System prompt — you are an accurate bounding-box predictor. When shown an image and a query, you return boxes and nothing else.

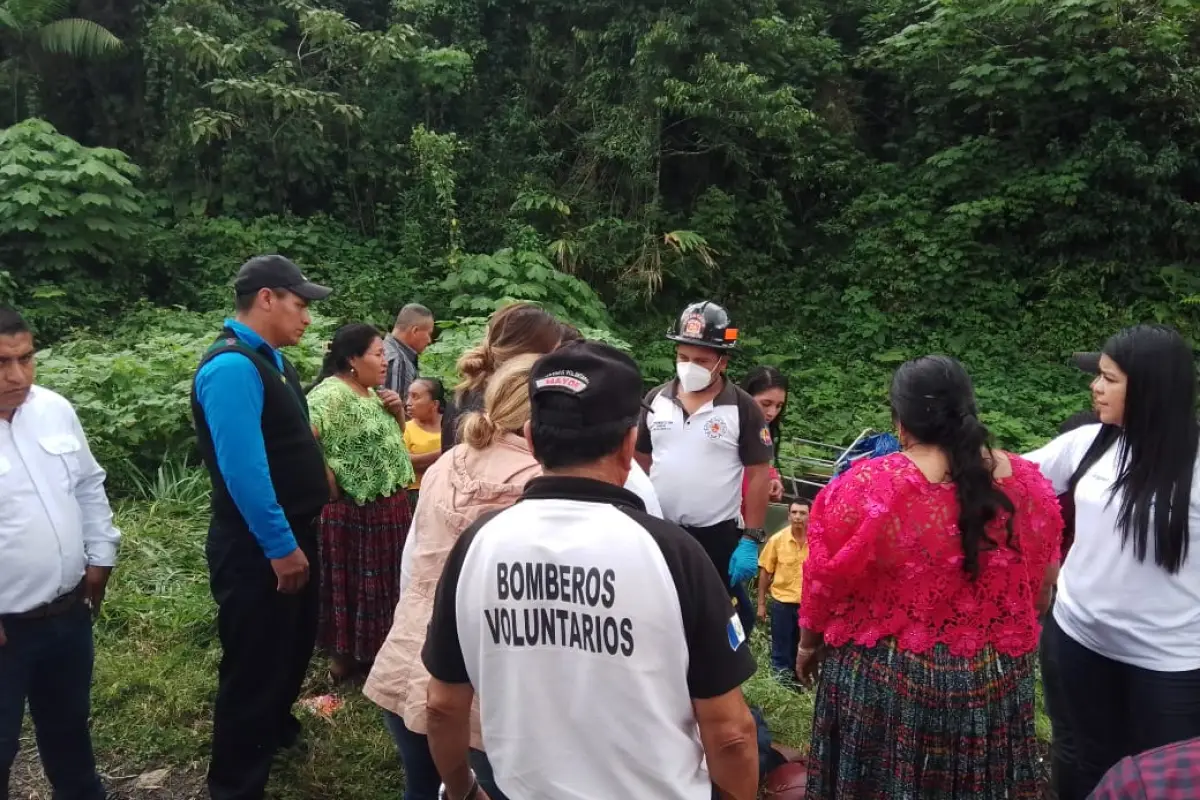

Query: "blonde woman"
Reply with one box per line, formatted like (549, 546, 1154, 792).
(366, 354, 541, 800)
(439, 302, 563, 453)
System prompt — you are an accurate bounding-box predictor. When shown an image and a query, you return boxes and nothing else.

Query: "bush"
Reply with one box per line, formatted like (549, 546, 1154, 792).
(142, 214, 428, 325)
(36, 306, 334, 493)
(0, 119, 146, 340)
(421, 314, 631, 389)
(438, 248, 613, 331)
(33, 296, 630, 494)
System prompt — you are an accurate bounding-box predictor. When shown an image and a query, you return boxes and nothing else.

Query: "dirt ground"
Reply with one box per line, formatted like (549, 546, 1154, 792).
(10, 747, 205, 800)
(10, 733, 1058, 799)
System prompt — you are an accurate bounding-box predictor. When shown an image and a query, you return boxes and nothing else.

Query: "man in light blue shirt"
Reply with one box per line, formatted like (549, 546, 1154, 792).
(190, 255, 332, 800)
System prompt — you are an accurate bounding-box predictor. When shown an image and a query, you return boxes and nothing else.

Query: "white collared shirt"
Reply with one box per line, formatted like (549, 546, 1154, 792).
(0, 386, 121, 615)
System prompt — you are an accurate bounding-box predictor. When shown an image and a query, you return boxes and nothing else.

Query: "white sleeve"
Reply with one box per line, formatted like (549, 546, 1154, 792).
(1025, 424, 1102, 495)
(69, 409, 121, 567)
(624, 461, 663, 518)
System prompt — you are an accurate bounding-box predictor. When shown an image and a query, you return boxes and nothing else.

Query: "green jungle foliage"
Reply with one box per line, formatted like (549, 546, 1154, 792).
(2, 0, 1199, 489)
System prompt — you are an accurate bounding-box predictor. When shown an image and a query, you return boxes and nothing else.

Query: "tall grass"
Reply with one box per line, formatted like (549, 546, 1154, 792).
(126, 455, 211, 510)
(90, 487, 405, 797)
(77, 491, 1046, 797)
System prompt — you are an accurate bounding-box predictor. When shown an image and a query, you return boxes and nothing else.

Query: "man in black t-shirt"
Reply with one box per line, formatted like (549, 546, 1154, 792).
(422, 341, 759, 800)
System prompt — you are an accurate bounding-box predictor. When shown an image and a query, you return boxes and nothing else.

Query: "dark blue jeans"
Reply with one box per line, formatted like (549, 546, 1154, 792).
(768, 600, 800, 674)
(382, 711, 509, 800)
(1041, 613, 1200, 799)
(0, 603, 105, 800)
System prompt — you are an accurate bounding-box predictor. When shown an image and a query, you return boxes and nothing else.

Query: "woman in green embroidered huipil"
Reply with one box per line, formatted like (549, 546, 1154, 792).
(307, 323, 416, 682)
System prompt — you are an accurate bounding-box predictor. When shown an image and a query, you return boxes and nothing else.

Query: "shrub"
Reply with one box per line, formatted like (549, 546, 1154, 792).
(0, 119, 145, 339)
(142, 214, 427, 324)
(36, 306, 333, 493)
(421, 315, 631, 389)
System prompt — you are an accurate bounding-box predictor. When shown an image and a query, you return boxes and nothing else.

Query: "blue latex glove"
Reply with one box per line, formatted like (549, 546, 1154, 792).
(728, 536, 759, 588)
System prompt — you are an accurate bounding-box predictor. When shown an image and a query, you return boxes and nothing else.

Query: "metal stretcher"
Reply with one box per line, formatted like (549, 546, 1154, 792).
(762, 428, 898, 531)
(775, 429, 900, 503)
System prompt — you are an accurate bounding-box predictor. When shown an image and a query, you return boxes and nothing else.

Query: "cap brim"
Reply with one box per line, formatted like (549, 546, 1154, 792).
(289, 281, 333, 301)
(1072, 352, 1101, 374)
(665, 334, 735, 350)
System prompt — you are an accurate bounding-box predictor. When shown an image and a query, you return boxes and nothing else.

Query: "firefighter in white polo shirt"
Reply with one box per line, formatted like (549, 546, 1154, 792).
(635, 301, 774, 634)
(422, 341, 759, 800)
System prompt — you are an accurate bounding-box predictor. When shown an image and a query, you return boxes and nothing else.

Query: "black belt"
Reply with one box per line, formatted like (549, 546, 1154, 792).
(3, 581, 85, 621)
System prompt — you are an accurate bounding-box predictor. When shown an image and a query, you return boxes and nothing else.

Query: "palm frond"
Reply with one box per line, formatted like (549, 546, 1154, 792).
(0, 7, 24, 32)
(36, 17, 121, 57)
(6, 0, 71, 28)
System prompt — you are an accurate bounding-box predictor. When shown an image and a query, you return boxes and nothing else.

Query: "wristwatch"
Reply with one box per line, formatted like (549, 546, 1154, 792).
(742, 527, 766, 544)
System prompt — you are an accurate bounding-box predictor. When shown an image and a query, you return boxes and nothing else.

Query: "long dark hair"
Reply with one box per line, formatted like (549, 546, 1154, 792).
(741, 366, 789, 462)
(1069, 325, 1198, 574)
(308, 323, 381, 393)
(890, 355, 1015, 580)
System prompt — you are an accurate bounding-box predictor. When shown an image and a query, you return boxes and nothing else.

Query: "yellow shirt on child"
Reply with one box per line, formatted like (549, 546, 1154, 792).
(403, 420, 442, 489)
(758, 527, 808, 605)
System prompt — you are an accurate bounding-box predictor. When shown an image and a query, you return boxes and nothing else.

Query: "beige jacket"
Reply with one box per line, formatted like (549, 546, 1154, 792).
(363, 433, 540, 749)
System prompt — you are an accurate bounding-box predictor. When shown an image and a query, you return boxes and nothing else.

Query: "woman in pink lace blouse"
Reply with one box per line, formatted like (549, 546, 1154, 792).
(796, 355, 1062, 800)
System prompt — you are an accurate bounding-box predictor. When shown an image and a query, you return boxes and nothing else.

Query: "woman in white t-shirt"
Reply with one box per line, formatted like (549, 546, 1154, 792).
(1027, 324, 1200, 800)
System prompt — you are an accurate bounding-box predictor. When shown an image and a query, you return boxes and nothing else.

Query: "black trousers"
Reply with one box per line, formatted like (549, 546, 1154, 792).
(1041, 613, 1200, 799)
(206, 518, 319, 800)
(681, 520, 756, 636)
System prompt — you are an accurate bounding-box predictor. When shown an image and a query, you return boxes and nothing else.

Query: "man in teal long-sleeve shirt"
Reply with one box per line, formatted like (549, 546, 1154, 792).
(190, 255, 332, 800)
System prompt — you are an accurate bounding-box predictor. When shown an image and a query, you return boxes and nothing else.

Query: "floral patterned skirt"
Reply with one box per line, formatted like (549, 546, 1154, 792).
(317, 491, 412, 662)
(807, 638, 1042, 800)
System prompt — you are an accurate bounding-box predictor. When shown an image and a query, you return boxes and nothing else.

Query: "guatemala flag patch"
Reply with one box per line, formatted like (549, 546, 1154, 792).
(727, 613, 747, 651)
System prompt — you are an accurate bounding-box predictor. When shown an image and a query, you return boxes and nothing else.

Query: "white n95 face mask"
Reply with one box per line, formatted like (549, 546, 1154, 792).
(677, 360, 718, 393)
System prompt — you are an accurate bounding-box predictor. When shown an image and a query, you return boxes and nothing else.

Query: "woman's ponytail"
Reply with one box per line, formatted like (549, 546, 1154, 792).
(460, 353, 540, 451)
(460, 411, 499, 450)
(455, 344, 494, 402)
(944, 412, 1015, 580)
(890, 355, 1016, 581)
(453, 302, 561, 403)
(306, 348, 340, 394)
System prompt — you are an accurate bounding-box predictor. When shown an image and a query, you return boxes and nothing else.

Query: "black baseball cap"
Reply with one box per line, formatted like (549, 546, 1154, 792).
(234, 255, 332, 301)
(529, 341, 649, 430)
(1072, 351, 1101, 374)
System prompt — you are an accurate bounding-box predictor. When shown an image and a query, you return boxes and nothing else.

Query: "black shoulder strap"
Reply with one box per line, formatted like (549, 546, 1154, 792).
(198, 335, 280, 377)
(279, 356, 311, 420)
(195, 330, 311, 420)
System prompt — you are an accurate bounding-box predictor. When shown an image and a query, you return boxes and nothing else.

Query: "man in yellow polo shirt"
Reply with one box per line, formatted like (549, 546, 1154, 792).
(756, 501, 809, 677)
